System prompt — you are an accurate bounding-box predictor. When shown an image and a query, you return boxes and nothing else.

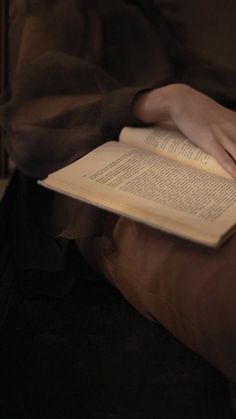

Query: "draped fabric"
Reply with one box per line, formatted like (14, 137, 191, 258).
(2, 0, 174, 179)
(0, 4, 236, 411)
(3, 0, 236, 178)
(0, 0, 176, 281)
(0, 0, 236, 314)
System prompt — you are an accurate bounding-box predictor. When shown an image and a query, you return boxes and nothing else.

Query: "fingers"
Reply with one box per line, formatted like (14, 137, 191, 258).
(198, 113, 236, 179)
(219, 134, 236, 162)
(210, 120, 236, 178)
(207, 140, 236, 180)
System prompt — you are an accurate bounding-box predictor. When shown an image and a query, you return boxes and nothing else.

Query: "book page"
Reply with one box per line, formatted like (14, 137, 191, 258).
(119, 126, 232, 180)
(40, 141, 236, 247)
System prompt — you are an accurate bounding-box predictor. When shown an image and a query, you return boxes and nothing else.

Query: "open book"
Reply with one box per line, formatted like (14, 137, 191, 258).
(39, 125, 236, 247)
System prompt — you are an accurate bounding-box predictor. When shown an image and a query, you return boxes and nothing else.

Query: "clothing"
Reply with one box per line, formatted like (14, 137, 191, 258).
(1, 0, 236, 410)
(2, 0, 175, 179)
(3, 0, 236, 180)
(1, 0, 176, 245)
(76, 215, 236, 386)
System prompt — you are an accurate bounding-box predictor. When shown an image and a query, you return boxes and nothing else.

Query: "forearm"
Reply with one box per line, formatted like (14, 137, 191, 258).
(3, 47, 142, 179)
(2, 1, 174, 179)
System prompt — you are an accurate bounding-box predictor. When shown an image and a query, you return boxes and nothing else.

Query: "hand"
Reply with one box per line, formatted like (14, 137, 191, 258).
(133, 84, 236, 179)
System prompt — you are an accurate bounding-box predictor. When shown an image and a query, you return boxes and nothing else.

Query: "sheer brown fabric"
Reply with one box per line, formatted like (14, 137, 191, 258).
(1, 2, 236, 409)
(1, 0, 174, 178)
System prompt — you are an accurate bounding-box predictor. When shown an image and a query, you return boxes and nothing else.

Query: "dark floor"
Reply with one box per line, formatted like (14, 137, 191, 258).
(0, 246, 235, 419)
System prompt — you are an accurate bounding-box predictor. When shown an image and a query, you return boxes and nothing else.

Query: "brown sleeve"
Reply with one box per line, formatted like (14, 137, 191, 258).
(0, 0, 174, 179)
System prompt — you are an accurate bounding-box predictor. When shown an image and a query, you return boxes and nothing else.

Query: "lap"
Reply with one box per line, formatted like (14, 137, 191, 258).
(76, 214, 236, 383)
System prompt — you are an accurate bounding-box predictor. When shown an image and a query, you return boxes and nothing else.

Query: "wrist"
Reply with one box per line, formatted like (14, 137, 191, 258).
(132, 83, 190, 125)
(132, 86, 171, 123)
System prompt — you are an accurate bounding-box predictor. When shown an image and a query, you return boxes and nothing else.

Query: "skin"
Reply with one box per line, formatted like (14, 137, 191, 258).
(133, 84, 236, 180)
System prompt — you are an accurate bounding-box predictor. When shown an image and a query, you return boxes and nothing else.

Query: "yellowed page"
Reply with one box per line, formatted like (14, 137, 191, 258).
(39, 141, 236, 247)
(120, 126, 232, 180)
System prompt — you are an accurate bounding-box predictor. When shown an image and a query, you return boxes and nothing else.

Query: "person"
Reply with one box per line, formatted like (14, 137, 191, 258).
(1, 0, 236, 411)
